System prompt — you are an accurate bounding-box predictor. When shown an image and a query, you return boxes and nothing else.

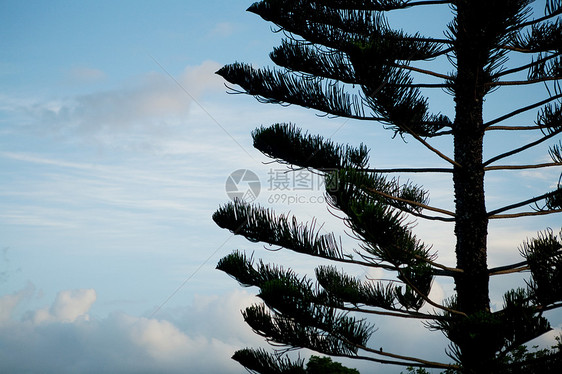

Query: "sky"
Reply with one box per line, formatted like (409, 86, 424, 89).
(0, 1, 560, 373)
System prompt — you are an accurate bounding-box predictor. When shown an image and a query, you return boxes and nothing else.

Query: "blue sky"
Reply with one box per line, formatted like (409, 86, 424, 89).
(0, 1, 560, 373)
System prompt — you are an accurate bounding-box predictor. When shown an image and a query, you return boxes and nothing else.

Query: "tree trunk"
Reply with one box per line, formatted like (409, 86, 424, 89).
(453, 1, 492, 372)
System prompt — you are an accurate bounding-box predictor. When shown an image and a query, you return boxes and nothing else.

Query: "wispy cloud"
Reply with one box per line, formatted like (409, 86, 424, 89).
(5, 61, 224, 151)
(208, 22, 237, 38)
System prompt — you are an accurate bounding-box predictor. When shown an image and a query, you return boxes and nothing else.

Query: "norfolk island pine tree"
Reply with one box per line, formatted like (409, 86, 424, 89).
(211, 1, 562, 373)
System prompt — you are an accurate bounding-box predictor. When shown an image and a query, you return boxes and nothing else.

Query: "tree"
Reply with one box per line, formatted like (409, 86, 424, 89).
(212, 1, 562, 373)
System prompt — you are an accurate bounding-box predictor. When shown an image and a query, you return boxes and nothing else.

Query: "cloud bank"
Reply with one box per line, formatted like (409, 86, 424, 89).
(0, 286, 263, 374)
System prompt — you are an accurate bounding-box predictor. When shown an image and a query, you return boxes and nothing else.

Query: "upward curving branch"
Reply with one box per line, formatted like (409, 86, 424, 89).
(484, 128, 562, 166)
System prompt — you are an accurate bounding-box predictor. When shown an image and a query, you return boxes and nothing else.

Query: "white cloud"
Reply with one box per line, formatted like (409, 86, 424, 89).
(32, 289, 96, 324)
(0, 283, 35, 324)
(0, 285, 262, 374)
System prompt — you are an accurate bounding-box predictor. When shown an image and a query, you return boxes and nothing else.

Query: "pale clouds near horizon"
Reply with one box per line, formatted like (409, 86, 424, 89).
(0, 285, 265, 374)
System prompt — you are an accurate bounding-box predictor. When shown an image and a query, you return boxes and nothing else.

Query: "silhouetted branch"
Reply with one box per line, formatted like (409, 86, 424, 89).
(494, 52, 562, 78)
(484, 162, 562, 171)
(366, 186, 456, 218)
(489, 261, 530, 276)
(395, 63, 452, 80)
(351, 341, 459, 370)
(490, 209, 562, 219)
(506, 8, 562, 32)
(486, 76, 562, 87)
(486, 125, 551, 131)
(487, 190, 561, 216)
(338, 304, 448, 321)
(484, 129, 562, 166)
(400, 125, 461, 167)
(483, 93, 562, 128)
(364, 167, 453, 173)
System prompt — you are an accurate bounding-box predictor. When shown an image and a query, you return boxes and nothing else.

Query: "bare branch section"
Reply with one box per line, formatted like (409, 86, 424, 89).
(490, 209, 562, 219)
(338, 304, 445, 320)
(484, 129, 562, 166)
(337, 352, 457, 371)
(506, 6, 562, 32)
(352, 341, 459, 370)
(484, 162, 562, 171)
(365, 167, 453, 173)
(486, 125, 553, 131)
(487, 190, 561, 217)
(486, 76, 562, 87)
(401, 125, 461, 167)
(395, 63, 453, 80)
(489, 263, 530, 276)
(494, 52, 562, 78)
(483, 93, 562, 128)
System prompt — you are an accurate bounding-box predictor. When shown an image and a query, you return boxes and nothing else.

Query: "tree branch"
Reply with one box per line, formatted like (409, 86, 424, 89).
(484, 162, 562, 171)
(394, 63, 452, 80)
(406, 0, 454, 7)
(364, 167, 453, 173)
(494, 52, 562, 78)
(483, 93, 562, 128)
(390, 83, 452, 88)
(354, 342, 459, 370)
(414, 254, 463, 274)
(485, 125, 552, 131)
(539, 302, 562, 312)
(300, 248, 402, 272)
(389, 260, 467, 317)
(356, 250, 454, 277)
(336, 353, 454, 370)
(500, 45, 534, 53)
(337, 304, 448, 321)
(489, 264, 530, 276)
(486, 77, 562, 87)
(506, 8, 562, 32)
(487, 190, 561, 216)
(365, 187, 456, 218)
(399, 125, 461, 167)
(489, 209, 562, 219)
(483, 128, 562, 166)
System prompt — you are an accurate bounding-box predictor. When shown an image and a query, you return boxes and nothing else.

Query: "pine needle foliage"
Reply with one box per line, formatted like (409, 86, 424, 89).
(213, 1, 562, 373)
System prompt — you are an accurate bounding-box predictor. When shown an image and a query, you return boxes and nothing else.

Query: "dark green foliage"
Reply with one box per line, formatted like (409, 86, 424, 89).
(431, 289, 552, 370)
(538, 103, 562, 135)
(306, 355, 360, 374)
(252, 123, 369, 169)
(213, 0, 562, 373)
(521, 229, 562, 305)
(231, 351, 360, 374)
(400, 367, 431, 374)
(233, 348, 307, 374)
(213, 199, 347, 260)
(242, 303, 373, 356)
(316, 266, 396, 309)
